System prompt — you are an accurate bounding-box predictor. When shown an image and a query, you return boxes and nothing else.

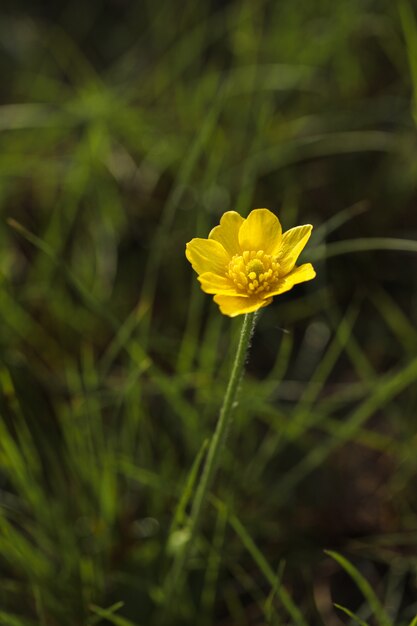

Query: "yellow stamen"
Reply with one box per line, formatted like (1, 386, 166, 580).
(227, 250, 280, 295)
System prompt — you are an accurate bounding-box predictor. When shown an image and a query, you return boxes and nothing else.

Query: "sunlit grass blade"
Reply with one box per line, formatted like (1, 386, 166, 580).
(334, 603, 371, 626)
(326, 551, 392, 626)
(89, 603, 139, 626)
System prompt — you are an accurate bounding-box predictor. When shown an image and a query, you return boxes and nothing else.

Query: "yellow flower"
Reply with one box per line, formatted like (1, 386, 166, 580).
(185, 208, 316, 317)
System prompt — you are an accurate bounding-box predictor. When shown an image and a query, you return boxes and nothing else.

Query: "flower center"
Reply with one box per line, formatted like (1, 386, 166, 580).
(227, 250, 280, 295)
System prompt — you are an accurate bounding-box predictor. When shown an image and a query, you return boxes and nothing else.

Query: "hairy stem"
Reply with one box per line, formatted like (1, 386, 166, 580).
(162, 312, 257, 616)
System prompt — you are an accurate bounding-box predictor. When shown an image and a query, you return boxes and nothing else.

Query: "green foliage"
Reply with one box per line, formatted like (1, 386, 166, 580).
(0, 0, 417, 624)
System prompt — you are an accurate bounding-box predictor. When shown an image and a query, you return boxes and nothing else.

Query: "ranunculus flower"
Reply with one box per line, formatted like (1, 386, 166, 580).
(186, 208, 316, 316)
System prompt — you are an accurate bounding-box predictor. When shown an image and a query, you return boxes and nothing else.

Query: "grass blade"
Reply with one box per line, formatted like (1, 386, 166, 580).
(230, 513, 308, 626)
(334, 603, 371, 626)
(326, 551, 392, 626)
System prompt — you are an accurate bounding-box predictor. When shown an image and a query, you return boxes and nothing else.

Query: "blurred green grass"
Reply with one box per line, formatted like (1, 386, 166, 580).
(0, 0, 417, 624)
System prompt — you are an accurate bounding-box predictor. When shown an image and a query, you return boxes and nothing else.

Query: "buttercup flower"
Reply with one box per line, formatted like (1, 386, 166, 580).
(185, 208, 316, 317)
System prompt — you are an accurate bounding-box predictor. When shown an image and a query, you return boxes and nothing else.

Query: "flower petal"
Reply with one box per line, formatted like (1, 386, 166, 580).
(279, 225, 313, 274)
(209, 211, 245, 256)
(263, 263, 316, 298)
(198, 272, 240, 295)
(213, 294, 272, 317)
(287, 262, 316, 285)
(238, 208, 282, 255)
(185, 238, 230, 276)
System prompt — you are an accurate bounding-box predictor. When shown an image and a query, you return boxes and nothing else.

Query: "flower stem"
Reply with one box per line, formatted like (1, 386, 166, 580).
(188, 311, 257, 538)
(163, 311, 257, 611)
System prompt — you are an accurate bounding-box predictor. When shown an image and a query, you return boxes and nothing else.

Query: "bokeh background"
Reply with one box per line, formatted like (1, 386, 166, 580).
(1, 0, 417, 624)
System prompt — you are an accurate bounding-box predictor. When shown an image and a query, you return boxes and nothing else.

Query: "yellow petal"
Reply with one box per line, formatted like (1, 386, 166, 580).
(213, 294, 272, 317)
(263, 263, 316, 298)
(279, 224, 312, 274)
(209, 211, 245, 256)
(238, 208, 282, 255)
(287, 262, 316, 284)
(185, 238, 230, 276)
(198, 272, 240, 295)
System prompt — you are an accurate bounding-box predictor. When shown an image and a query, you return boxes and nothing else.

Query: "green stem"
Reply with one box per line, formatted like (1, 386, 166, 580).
(188, 311, 257, 538)
(162, 311, 257, 613)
